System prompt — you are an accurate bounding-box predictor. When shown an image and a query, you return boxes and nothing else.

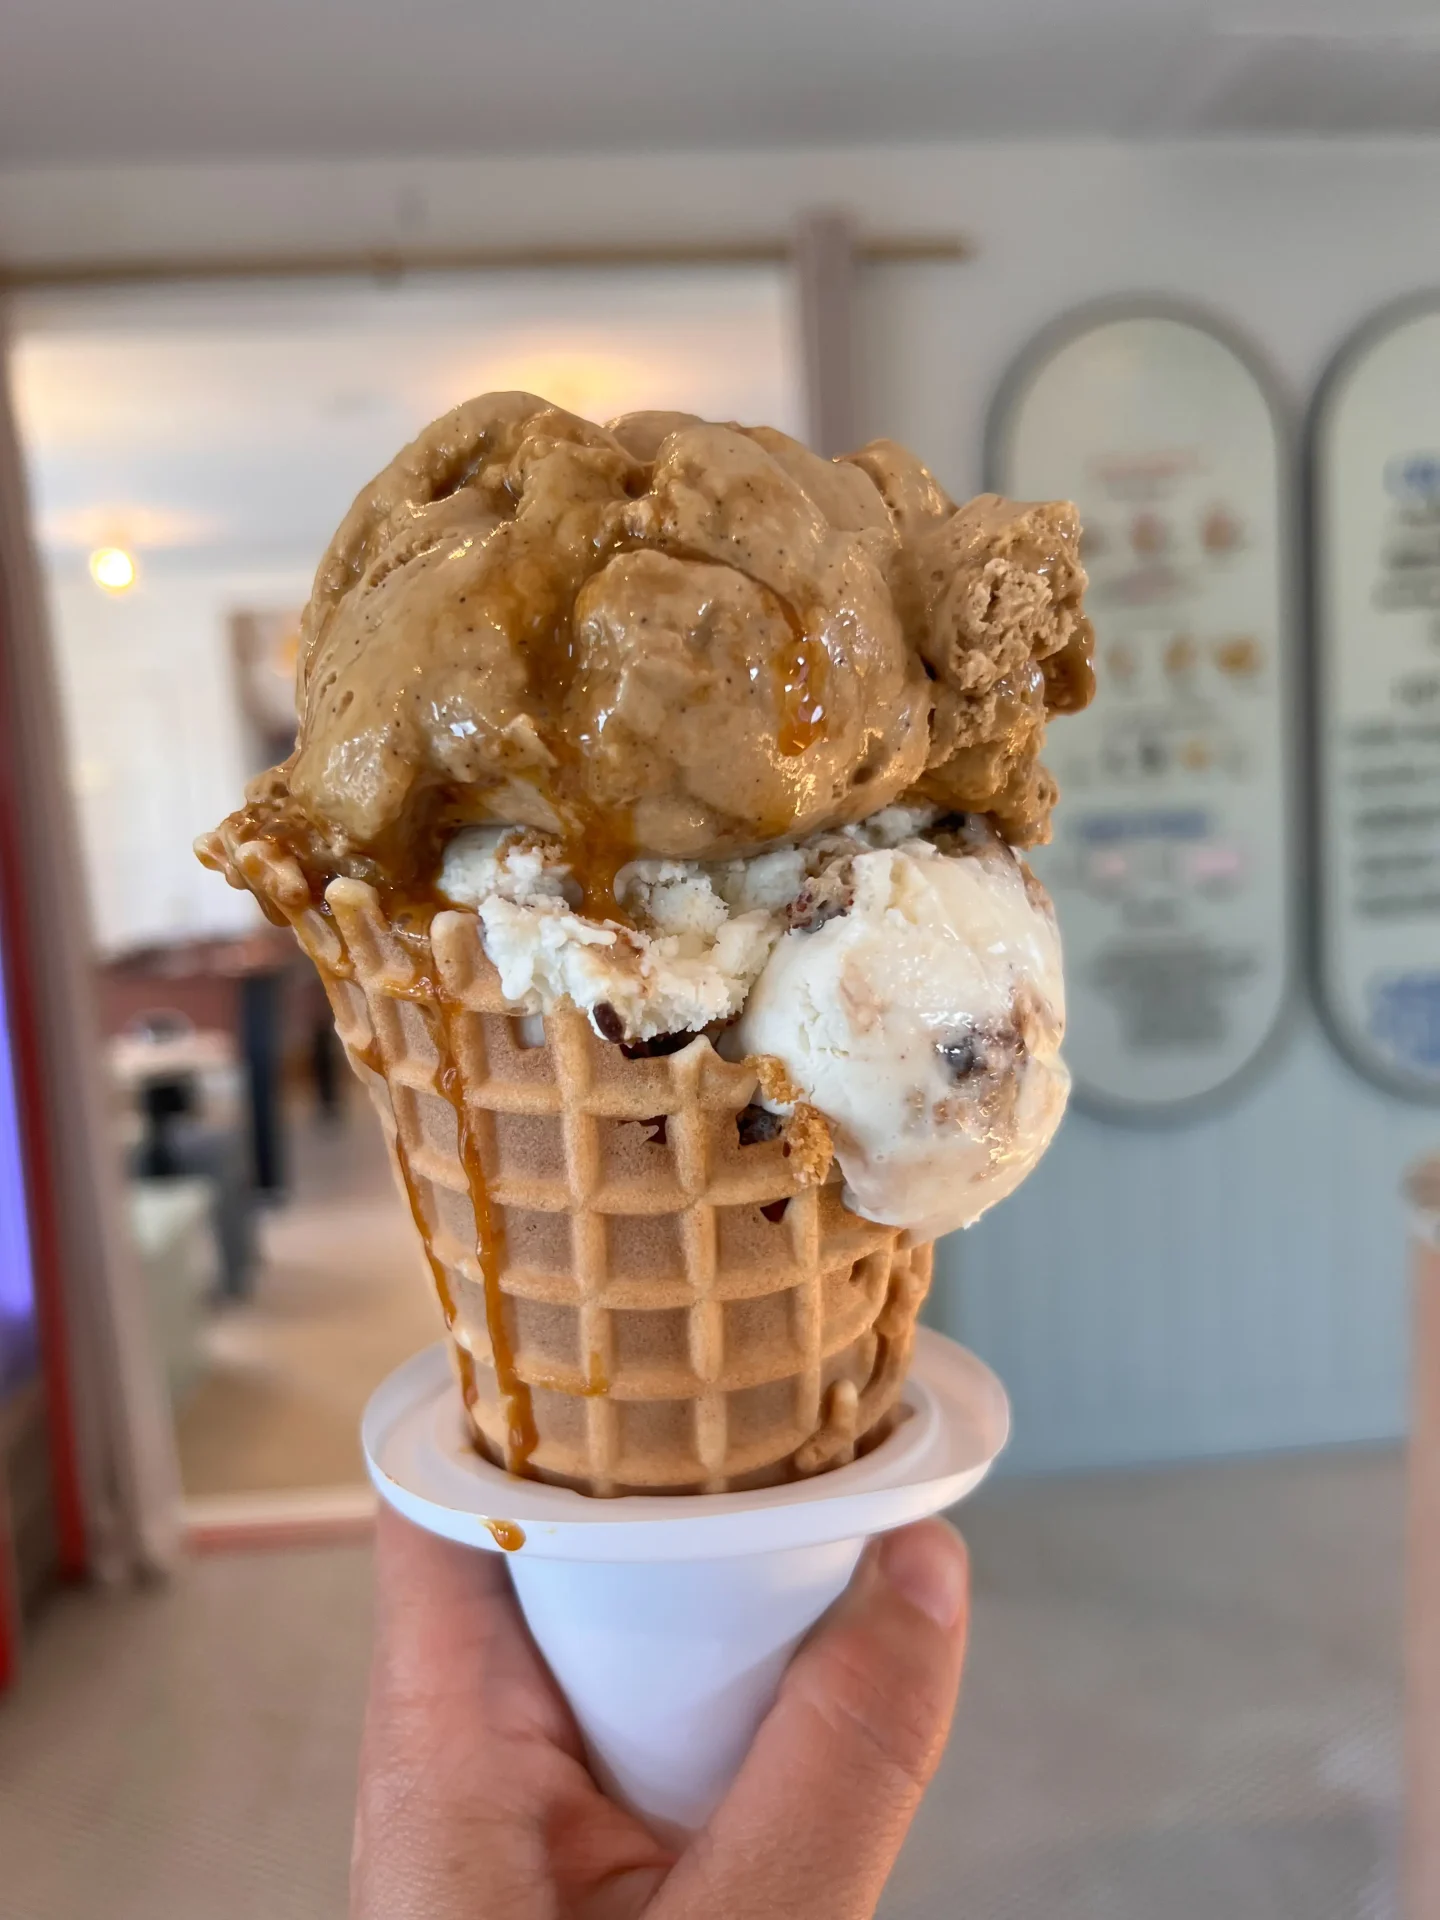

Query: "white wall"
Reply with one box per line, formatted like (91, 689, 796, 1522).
(4, 137, 1438, 1464)
(41, 567, 303, 954)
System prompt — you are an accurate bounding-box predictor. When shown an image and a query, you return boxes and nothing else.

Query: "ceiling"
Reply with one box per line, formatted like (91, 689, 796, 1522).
(3, 0, 1440, 165)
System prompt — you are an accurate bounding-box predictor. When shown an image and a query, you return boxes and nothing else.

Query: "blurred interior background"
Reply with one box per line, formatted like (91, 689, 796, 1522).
(2, 2, 1440, 1916)
(8, 269, 803, 1503)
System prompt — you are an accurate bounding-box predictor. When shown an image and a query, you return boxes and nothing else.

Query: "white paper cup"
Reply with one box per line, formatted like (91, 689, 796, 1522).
(363, 1327, 1009, 1841)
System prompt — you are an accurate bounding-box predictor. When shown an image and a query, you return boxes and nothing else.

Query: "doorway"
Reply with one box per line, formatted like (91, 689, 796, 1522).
(6, 265, 803, 1514)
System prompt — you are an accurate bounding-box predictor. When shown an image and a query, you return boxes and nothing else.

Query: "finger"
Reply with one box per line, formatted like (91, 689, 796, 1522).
(660, 1519, 969, 1920)
(354, 1509, 576, 1919)
(367, 1502, 575, 1747)
(354, 1509, 672, 1920)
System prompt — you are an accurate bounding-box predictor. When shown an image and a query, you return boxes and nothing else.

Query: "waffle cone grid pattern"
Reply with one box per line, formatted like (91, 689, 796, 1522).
(212, 835, 933, 1494)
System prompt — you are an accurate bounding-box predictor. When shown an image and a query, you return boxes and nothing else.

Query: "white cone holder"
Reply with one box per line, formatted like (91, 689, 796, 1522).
(363, 1327, 1009, 1842)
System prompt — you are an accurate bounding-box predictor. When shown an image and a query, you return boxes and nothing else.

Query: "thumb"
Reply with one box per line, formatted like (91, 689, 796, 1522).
(659, 1519, 969, 1920)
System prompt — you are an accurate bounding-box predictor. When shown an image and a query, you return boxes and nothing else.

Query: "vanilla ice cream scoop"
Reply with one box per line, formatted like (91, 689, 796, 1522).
(729, 822, 1068, 1240)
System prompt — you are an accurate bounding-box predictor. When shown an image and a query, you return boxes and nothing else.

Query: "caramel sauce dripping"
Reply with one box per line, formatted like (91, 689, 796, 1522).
(775, 630, 829, 757)
(382, 1074, 462, 1330)
(291, 890, 468, 1352)
(455, 1345, 480, 1412)
(426, 998, 539, 1474)
(377, 1051, 491, 1439)
(502, 533, 835, 908)
(212, 810, 538, 1470)
(474, 545, 642, 922)
(1043, 614, 1096, 715)
(232, 525, 846, 923)
(484, 1518, 526, 1552)
(557, 802, 636, 924)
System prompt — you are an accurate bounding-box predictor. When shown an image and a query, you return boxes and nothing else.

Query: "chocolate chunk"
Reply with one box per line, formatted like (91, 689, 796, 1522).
(619, 1030, 696, 1060)
(638, 1115, 668, 1146)
(760, 1198, 789, 1223)
(593, 1002, 624, 1043)
(937, 1034, 983, 1080)
(736, 1103, 784, 1147)
(787, 884, 852, 933)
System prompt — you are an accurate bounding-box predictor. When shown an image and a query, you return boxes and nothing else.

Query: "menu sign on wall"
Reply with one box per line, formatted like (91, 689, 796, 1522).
(989, 307, 1294, 1117)
(1314, 300, 1440, 1101)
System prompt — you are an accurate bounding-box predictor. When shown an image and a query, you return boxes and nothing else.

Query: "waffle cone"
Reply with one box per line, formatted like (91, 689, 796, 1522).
(200, 829, 933, 1494)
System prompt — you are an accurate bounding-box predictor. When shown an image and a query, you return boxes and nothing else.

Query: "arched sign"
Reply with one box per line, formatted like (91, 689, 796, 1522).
(988, 304, 1296, 1119)
(1312, 297, 1440, 1103)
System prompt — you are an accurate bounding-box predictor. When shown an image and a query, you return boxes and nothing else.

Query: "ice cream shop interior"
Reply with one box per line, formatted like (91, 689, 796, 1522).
(3, 3, 1440, 1915)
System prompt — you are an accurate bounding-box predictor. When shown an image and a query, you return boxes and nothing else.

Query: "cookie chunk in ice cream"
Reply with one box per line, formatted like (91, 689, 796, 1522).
(266, 392, 1089, 899)
(727, 816, 1068, 1241)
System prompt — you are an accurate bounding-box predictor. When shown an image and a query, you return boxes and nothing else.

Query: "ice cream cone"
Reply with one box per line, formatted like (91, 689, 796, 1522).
(200, 825, 933, 1494)
(197, 393, 1095, 1497)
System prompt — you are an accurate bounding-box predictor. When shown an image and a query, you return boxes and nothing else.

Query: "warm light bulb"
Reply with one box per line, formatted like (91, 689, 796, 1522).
(89, 546, 136, 592)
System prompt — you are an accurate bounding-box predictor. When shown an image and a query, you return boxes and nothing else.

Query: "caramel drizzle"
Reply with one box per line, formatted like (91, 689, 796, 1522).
(347, 1003, 483, 1423)
(218, 526, 840, 926)
(424, 996, 539, 1474)
(503, 536, 830, 914)
(484, 1518, 526, 1552)
(551, 791, 637, 926)
(775, 630, 829, 756)
(213, 818, 538, 1467)
(335, 916, 536, 1472)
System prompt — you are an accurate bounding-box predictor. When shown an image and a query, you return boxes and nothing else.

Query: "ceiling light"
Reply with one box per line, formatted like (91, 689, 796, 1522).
(89, 546, 136, 593)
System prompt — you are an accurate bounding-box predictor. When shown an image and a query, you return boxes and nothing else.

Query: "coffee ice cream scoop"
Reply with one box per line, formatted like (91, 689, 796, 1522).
(729, 821, 1068, 1241)
(274, 392, 1089, 898)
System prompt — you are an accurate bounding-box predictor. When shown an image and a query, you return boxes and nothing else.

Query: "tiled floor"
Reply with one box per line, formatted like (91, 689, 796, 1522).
(885, 1448, 1402, 1920)
(173, 1094, 438, 1497)
(0, 1446, 1402, 1920)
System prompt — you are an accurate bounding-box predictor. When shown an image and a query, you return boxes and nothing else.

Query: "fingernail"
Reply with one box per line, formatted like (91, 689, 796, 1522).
(879, 1523, 967, 1629)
